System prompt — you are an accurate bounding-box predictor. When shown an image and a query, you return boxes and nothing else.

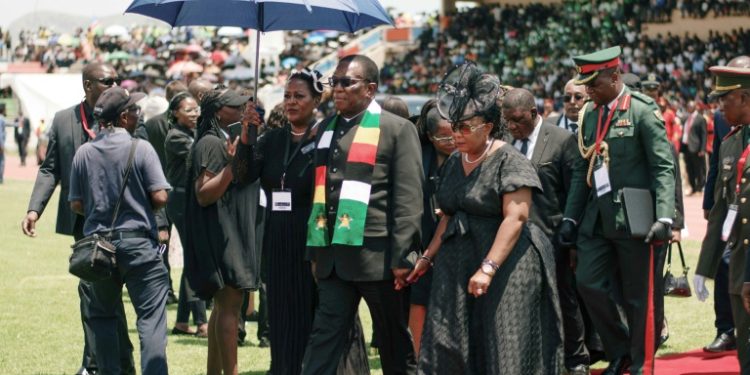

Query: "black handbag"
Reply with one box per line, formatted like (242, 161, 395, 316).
(69, 139, 137, 282)
(664, 240, 691, 297)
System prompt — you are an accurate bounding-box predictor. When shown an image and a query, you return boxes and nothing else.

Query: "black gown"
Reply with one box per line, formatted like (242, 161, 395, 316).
(419, 144, 563, 374)
(184, 130, 262, 299)
(235, 126, 369, 375)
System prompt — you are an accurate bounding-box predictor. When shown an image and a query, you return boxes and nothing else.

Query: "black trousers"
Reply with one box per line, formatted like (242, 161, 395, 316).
(715, 255, 735, 335)
(683, 150, 706, 193)
(301, 273, 416, 375)
(74, 218, 135, 374)
(556, 247, 590, 368)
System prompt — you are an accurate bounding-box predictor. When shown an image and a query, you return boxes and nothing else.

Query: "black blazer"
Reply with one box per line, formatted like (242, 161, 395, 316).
(27, 103, 88, 235)
(529, 122, 582, 237)
(686, 112, 707, 154)
(307, 109, 424, 282)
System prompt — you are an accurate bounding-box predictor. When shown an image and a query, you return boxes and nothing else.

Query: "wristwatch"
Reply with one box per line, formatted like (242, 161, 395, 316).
(480, 259, 500, 277)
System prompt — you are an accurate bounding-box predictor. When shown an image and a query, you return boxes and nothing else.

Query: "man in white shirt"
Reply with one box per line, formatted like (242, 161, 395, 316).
(546, 79, 588, 135)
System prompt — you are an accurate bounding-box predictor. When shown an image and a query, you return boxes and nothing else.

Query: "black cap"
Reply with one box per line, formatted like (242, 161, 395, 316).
(218, 89, 251, 106)
(94, 87, 146, 122)
(641, 73, 660, 89)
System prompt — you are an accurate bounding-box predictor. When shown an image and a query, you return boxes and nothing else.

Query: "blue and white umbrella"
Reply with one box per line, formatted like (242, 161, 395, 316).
(125, 0, 391, 32)
(126, 0, 392, 93)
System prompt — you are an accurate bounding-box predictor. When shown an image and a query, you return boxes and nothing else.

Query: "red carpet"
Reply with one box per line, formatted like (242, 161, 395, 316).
(592, 349, 739, 374)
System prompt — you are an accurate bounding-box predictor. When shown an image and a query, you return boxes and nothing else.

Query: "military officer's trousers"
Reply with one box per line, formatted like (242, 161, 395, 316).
(729, 294, 750, 374)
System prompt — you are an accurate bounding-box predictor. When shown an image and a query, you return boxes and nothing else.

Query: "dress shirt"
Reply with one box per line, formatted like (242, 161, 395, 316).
(514, 116, 543, 160)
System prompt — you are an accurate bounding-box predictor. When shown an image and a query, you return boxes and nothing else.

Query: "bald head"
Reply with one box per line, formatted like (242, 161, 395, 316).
(82, 62, 114, 83)
(165, 80, 188, 102)
(502, 88, 536, 111)
(82, 62, 118, 107)
(188, 79, 213, 103)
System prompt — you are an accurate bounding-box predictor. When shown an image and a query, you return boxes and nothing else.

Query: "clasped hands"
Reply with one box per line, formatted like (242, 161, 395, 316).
(396, 256, 493, 298)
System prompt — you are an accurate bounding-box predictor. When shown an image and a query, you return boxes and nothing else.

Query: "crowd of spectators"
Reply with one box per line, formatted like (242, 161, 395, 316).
(380, 2, 750, 114)
(3, 24, 361, 92)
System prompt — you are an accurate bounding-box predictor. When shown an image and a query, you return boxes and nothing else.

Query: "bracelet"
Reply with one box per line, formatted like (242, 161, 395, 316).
(419, 255, 434, 267)
(482, 258, 500, 271)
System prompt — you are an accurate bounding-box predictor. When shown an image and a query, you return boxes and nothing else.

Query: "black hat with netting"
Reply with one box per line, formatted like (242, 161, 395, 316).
(436, 61, 502, 124)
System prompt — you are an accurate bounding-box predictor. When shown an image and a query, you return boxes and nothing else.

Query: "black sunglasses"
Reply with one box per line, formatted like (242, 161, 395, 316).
(327, 76, 369, 88)
(92, 77, 122, 86)
(563, 93, 585, 102)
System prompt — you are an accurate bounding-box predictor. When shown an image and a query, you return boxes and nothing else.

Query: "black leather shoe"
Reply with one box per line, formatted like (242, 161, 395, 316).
(601, 356, 631, 375)
(567, 364, 590, 375)
(258, 337, 271, 348)
(704, 332, 737, 352)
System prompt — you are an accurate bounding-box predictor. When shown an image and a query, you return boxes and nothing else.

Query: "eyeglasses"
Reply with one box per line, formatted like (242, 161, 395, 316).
(327, 76, 369, 88)
(92, 77, 122, 87)
(429, 134, 455, 144)
(563, 93, 585, 102)
(127, 106, 141, 116)
(451, 122, 487, 135)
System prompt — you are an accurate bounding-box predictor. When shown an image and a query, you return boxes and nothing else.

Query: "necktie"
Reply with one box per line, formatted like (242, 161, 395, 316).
(569, 122, 578, 134)
(520, 138, 529, 156)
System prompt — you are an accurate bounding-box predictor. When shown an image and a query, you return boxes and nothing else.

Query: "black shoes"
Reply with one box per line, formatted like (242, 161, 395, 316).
(567, 364, 590, 375)
(601, 355, 631, 375)
(703, 332, 737, 353)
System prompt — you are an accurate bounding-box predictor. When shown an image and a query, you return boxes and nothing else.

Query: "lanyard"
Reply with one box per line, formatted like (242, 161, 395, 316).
(594, 98, 620, 154)
(736, 145, 750, 195)
(281, 124, 313, 189)
(79, 102, 96, 140)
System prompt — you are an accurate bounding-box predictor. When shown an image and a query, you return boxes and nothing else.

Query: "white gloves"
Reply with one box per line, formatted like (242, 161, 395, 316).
(693, 274, 709, 302)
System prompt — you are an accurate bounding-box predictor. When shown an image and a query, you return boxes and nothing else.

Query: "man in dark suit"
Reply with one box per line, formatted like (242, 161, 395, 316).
(681, 100, 708, 195)
(302, 54, 422, 375)
(13, 108, 30, 166)
(20, 62, 135, 375)
(503, 88, 590, 374)
(547, 79, 588, 135)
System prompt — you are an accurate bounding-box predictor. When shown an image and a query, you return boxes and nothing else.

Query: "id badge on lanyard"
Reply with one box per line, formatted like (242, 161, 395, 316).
(272, 188, 292, 211)
(593, 157, 612, 197)
(722, 204, 738, 242)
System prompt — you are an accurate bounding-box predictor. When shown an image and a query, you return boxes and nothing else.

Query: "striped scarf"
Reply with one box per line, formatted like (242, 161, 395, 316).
(306, 101, 382, 247)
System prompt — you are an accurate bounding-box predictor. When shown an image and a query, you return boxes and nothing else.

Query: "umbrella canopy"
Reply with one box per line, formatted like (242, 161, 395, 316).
(125, 0, 392, 32)
(166, 60, 204, 77)
(106, 50, 133, 62)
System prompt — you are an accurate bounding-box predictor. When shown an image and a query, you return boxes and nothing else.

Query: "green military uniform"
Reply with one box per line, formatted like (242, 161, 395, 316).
(564, 47, 675, 375)
(696, 65, 750, 374)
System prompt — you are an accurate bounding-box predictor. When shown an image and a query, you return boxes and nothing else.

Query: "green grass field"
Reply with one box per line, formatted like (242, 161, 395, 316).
(0, 179, 719, 374)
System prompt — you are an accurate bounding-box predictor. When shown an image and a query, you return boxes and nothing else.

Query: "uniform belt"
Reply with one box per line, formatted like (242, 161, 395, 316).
(102, 230, 152, 241)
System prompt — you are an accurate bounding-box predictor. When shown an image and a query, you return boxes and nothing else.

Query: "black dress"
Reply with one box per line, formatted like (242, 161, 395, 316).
(418, 144, 563, 374)
(235, 126, 369, 375)
(184, 130, 262, 299)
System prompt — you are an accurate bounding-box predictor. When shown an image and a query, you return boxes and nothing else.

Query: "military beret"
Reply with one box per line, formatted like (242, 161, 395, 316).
(572, 46, 622, 85)
(709, 66, 750, 98)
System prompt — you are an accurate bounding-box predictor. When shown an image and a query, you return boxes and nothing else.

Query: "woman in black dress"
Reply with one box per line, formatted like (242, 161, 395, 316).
(234, 69, 368, 375)
(408, 99, 456, 356)
(408, 63, 563, 374)
(185, 89, 263, 375)
(164, 92, 209, 337)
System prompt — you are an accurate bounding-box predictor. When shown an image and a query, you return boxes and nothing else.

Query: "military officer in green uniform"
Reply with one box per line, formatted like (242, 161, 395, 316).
(696, 62, 750, 374)
(557, 46, 676, 375)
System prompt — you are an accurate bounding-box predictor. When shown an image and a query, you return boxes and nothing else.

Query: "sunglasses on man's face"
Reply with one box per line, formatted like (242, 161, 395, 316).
(327, 76, 369, 88)
(563, 93, 585, 102)
(92, 77, 122, 87)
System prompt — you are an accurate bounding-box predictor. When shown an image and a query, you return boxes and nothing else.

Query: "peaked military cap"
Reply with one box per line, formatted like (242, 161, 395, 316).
(572, 46, 622, 85)
(622, 73, 641, 90)
(641, 73, 660, 89)
(709, 65, 750, 98)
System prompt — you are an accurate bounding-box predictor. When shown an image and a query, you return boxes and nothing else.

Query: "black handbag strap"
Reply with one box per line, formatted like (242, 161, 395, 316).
(667, 241, 688, 272)
(107, 139, 138, 234)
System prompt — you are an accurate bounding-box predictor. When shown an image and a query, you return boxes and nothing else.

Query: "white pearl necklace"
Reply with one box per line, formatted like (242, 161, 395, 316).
(463, 139, 494, 164)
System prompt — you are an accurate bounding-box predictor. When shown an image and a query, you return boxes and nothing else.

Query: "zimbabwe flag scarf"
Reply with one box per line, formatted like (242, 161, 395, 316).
(306, 100, 382, 247)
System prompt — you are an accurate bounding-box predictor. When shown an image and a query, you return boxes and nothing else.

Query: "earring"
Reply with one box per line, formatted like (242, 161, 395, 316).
(217, 115, 221, 121)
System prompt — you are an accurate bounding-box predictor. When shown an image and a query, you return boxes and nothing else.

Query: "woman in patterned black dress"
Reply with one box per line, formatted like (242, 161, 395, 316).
(408, 63, 563, 374)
